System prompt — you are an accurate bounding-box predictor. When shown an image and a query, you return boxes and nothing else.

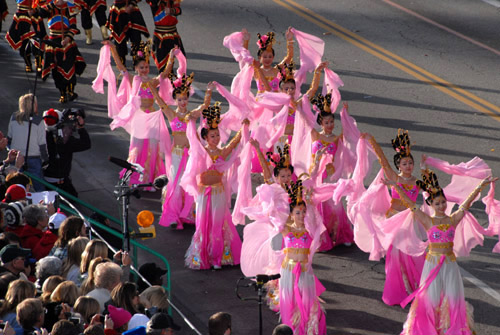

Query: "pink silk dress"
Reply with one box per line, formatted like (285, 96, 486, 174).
(400, 221, 474, 335)
(382, 182, 426, 306)
(184, 152, 242, 270)
(311, 139, 354, 251)
(159, 116, 194, 228)
(120, 82, 166, 186)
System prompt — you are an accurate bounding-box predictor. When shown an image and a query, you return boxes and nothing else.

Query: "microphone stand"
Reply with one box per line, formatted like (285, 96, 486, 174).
(235, 277, 266, 335)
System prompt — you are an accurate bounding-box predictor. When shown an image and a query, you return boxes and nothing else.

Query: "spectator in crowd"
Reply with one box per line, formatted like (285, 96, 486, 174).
(107, 305, 131, 335)
(80, 257, 110, 295)
(49, 216, 86, 260)
(0, 272, 17, 298)
(50, 281, 80, 307)
(80, 240, 109, 282)
(2, 203, 26, 236)
(61, 236, 89, 285)
(84, 324, 105, 335)
(4, 172, 30, 193)
(109, 282, 149, 329)
(7, 93, 48, 192)
(32, 211, 68, 260)
(0, 244, 31, 279)
(19, 204, 49, 252)
(41, 275, 65, 304)
(272, 324, 293, 335)
(87, 262, 123, 312)
(208, 312, 231, 335)
(136, 263, 166, 293)
(51, 320, 80, 335)
(146, 313, 180, 335)
(44, 111, 91, 197)
(73, 296, 100, 327)
(0, 279, 36, 335)
(35, 256, 62, 291)
(16, 298, 46, 335)
(139, 286, 168, 316)
(0, 151, 26, 197)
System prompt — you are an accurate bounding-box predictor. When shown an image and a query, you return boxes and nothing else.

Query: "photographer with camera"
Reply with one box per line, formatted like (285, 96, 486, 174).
(43, 108, 91, 198)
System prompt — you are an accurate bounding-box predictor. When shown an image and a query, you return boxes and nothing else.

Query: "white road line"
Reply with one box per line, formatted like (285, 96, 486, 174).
(460, 267, 500, 305)
(480, 0, 500, 7)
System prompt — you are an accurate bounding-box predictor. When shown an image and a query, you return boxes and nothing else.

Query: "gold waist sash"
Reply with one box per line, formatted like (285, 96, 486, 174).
(281, 258, 307, 272)
(284, 247, 310, 255)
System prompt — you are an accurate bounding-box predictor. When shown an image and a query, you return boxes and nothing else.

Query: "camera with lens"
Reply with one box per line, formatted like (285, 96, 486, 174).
(60, 108, 86, 128)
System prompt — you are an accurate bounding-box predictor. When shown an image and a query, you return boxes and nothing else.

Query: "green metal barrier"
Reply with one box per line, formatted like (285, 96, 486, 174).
(23, 172, 171, 314)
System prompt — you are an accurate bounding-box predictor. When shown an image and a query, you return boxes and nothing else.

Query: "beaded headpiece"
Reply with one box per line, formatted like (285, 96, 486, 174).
(391, 129, 411, 157)
(286, 180, 303, 207)
(311, 91, 332, 114)
(266, 144, 291, 170)
(416, 169, 445, 203)
(202, 102, 221, 129)
(132, 40, 151, 64)
(278, 61, 295, 84)
(169, 72, 194, 97)
(256, 32, 275, 52)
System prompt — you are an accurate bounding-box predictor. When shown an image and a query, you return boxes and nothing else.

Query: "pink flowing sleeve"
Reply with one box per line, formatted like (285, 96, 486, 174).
(216, 82, 252, 143)
(483, 182, 500, 253)
(291, 96, 316, 176)
(240, 184, 290, 276)
(223, 31, 254, 66)
(92, 45, 126, 119)
(380, 210, 428, 257)
(232, 128, 253, 226)
(453, 211, 489, 257)
(322, 68, 344, 113)
(173, 48, 187, 77)
(304, 205, 326, 266)
(291, 28, 325, 91)
(425, 156, 491, 209)
(349, 169, 391, 260)
(250, 92, 290, 148)
(110, 77, 141, 132)
(180, 120, 211, 198)
(158, 76, 175, 106)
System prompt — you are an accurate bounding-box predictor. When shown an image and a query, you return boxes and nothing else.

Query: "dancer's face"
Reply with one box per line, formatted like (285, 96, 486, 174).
(431, 195, 447, 215)
(321, 115, 335, 133)
(280, 82, 296, 97)
(135, 60, 149, 77)
(259, 51, 274, 67)
(399, 157, 414, 175)
(206, 128, 220, 147)
(291, 204, 306, 226)
(175, 93, 189, 109)
(277, 168, 292, 185)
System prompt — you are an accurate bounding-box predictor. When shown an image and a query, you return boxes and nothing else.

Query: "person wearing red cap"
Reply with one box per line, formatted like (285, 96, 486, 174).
(2, 184, 27, 203)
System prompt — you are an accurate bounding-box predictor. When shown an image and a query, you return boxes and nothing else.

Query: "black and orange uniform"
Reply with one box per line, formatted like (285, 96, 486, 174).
(146, 0, 184, 72)
(74, 0, 107, 43)
(6, 0, 47, 73)
(38, 1, 86, 103)
(106, 0, 149, 66)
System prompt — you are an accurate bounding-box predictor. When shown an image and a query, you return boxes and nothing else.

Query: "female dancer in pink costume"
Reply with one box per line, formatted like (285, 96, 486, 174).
(241, 179, 327, 334)
(95, 41, 171, 189)
(181, 103, 249, 270)
(383, 170, 496, 334)
(361, 130, 426, 306)
(154, 63, 216, 229)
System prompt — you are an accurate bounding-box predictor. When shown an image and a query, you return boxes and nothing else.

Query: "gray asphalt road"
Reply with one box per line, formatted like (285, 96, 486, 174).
(1, 0, 499, 334)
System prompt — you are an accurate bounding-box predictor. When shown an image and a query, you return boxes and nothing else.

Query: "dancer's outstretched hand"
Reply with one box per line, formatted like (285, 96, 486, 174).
(286, 27, 294, 41)
(242, 28, 250, 41)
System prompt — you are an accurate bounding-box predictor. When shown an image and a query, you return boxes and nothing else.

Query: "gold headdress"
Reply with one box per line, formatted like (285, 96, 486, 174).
(286, 180, 303, 207)
(169, 72, 194, 97)
(391, 129, 411, 157)
(416, 169, 444, 203)
(278, 61, 295, 84)
(256, 32, 275, 52)
(132, 40, 151, 64)
(266, 144, 291, 170)
(311, 91, 332, 114)
(202, 102, 221, 129)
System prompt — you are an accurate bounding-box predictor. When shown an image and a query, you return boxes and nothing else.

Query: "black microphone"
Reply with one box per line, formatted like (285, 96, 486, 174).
(256, 274, 281, 284)
(153, 175, 169, 189)
(109, 156, 141, 173)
